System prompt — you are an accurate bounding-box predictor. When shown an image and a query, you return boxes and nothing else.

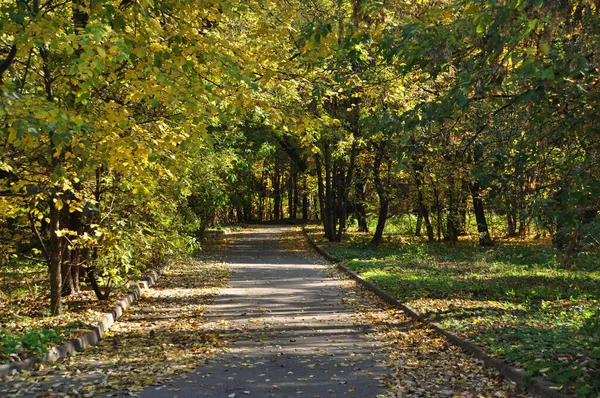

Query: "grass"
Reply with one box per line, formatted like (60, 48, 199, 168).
(307, 226, 600, 397)
(0, 258, 126, 363)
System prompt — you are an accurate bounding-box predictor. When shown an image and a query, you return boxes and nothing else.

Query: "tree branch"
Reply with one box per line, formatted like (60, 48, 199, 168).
(28, 212, 50, 264)
(0, 44, 18, 85)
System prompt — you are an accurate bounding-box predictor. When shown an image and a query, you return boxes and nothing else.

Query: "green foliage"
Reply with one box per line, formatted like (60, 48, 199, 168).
(0, 0, 264, 313)
(0, 327, 62, 363)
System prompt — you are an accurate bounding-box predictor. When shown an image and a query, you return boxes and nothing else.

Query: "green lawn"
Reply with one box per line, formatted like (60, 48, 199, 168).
(310, 228, 600, 396)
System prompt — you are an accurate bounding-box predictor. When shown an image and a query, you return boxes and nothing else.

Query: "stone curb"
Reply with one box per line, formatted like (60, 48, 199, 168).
(0, 268, 165, 378)
(302, 227, 570, 398)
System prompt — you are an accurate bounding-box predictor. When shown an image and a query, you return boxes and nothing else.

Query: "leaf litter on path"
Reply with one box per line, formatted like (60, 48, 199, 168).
(0, 248, 231, 398)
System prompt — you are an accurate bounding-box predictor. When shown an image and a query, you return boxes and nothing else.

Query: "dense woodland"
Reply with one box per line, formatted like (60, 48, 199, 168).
(0, 0, 598, 318)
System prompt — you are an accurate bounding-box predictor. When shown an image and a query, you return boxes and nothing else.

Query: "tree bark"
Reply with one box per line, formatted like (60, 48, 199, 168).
(57, 0, 89, 299)
(371, 140, 389, 246)
(302, 178, 309, 221)
(324, 142, 336, 241)
(335, 140, 357, 241)
(85, 266, 110, 300)
(445, 175, 459, 244)
(315, 154, 328, 235)
(471, 180, 494, 246)
(433, 184, 442, 242)
(455, 181, 468, 236)
(415, 212, 422, 236)
(354, 172, 369, 233)
(48, 202, 64, 315)
(419, 194, 434, 242)
(39, 14, 66, 314)
(258, 170, 266, 221)
(413, 159, 434, 242)
(335, 164, 345, 241)
(273, 166, 281, 221)
(471, 143, 493, 246)
(506, 204, 517, 236)
(287, 171, 294, 221)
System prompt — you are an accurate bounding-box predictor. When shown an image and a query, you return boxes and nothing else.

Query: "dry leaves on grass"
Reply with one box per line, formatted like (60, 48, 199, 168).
(0, 271, 127, 363)
(325, 266, 531, 398)
(0, 255, 231, 397)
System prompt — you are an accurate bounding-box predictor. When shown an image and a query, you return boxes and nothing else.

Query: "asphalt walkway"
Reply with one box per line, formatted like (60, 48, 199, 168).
(139, 226, 389, 397)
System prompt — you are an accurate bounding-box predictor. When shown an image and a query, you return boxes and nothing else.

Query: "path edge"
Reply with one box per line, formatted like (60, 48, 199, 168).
(302, 226, 569, 398)
(0, 267, 166, 378)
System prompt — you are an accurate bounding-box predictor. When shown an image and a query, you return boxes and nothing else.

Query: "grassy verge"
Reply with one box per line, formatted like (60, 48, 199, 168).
(306, 226, 600, 397)
(0, 259, 129, 364)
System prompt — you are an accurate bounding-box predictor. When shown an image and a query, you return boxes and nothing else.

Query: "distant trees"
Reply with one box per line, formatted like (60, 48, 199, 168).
(228, 0, 599, 261)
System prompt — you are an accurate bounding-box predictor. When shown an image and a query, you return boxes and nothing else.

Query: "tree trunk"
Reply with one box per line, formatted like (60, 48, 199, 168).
(244, 204, 252, 222)
(292, 170, 299, 221)
(560, 234, 578, 268)
(372, 194, 388, 246)
(302, 179, 309, 221)
(273, 166, 281, 221)
(471, 180, 494, 246)
(324, 142, 336, 241)
(457, 182, 468, 236)
(433, 184, 442, 242)
(86, 266, 110, 300)
(446, 176, 459, 244)
(371, 140, 389, 246)
(470, 143, 493, 246)
(354, 176, 369, 233)
(418, 192, 435, 242)
(415, 212, 422, 236)
(48, 201, 64, 315)
(356, 209, 368, 232)
(518, 215, 527, 237)
(413, 160, 434, 242)
(505, 194, 519, 236)
(287, 171, 293, 221)
(335, 164, 345, 241)
(62, 195, 85, 296)
(279, 174, 284, 221)
(316, 154, 329, 236)
(258, 170, 266, 221)
(507, 211, 517, 236)
(335, 141, 357, 241)
(61, 259, 74, 296)
(236, 205, 243, 223)
(422, 205, 434, 242)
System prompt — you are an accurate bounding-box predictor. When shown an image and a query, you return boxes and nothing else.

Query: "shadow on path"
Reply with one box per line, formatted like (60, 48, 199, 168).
(139, 225, 388, 397)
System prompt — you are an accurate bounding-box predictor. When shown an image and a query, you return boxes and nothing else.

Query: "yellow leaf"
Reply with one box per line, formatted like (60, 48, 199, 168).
(539, 42, 550, 55)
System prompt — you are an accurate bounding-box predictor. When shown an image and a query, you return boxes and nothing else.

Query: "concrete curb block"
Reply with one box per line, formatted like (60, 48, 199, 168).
(302, 227, 569, 398)
(0, 266, 166, 378)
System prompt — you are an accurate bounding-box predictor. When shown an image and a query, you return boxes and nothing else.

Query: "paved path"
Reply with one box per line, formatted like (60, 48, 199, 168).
(140, 226, 388, 397)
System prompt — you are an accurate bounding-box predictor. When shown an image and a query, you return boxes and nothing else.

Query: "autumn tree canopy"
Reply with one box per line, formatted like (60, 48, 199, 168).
(1, 0, 599, 314)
